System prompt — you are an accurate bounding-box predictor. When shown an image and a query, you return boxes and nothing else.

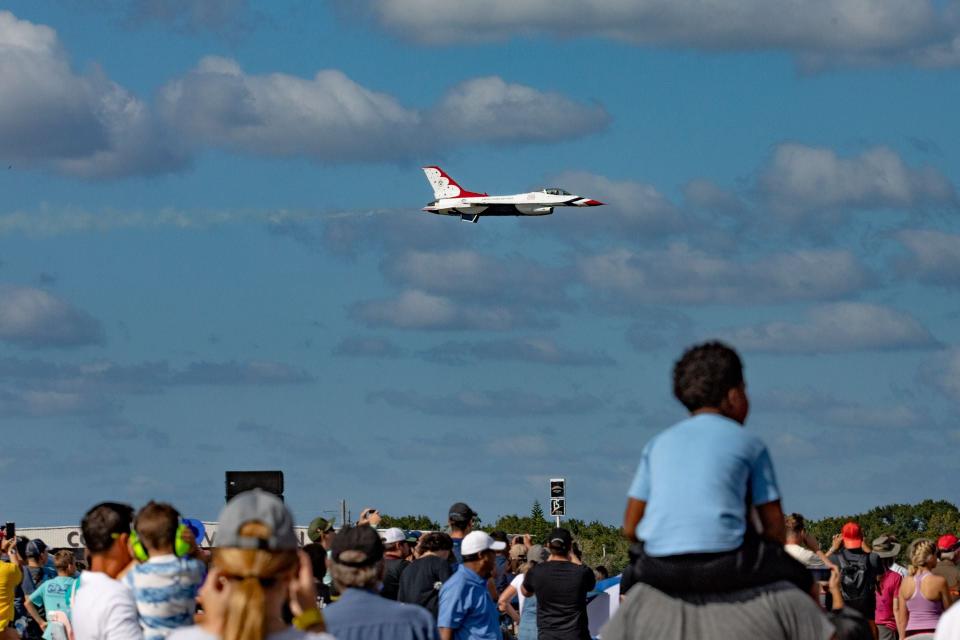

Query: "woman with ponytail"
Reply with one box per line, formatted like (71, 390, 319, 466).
(897, 539, 953, 637)
(169, 490, 334, 640)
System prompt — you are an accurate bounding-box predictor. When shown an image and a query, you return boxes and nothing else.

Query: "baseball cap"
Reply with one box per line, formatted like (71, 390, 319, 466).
(331, 525, 384, 567)
(25, 539, 47, 559)
(380, 527, 405, 545)
(216, 489, 298, 551)
(938, 534, 959, 552)
(528, 544, 547, 563)
(548, 528, 573, 548)
(307, 516, 335, 543)
(460, 531, 506, 556)
(871, 535, 901, 559)
(842, 521, 863, 549)
(449, 502, 477, 523)
(405, 531, 421, 544)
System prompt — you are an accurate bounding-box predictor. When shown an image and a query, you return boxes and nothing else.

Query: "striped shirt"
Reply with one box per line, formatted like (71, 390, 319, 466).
(123, 555, 205, 640)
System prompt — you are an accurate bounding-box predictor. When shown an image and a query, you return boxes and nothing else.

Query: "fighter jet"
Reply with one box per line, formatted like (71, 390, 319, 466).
(421, 166, 604, 223)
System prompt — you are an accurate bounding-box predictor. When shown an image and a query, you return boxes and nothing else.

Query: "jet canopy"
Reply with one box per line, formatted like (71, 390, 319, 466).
(543, 188, 572, 195)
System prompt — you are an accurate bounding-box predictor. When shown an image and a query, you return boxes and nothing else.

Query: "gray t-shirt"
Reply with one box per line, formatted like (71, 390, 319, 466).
(601, 581, 835, 640)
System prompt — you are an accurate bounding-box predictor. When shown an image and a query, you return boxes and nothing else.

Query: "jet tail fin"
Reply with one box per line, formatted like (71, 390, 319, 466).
(422, 166, 484, 199)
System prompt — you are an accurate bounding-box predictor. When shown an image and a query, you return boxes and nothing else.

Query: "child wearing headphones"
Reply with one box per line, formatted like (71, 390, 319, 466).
(123, 502, 206, 640)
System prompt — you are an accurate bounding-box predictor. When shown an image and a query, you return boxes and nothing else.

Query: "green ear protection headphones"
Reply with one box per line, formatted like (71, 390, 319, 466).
(130, 522, 191, 562)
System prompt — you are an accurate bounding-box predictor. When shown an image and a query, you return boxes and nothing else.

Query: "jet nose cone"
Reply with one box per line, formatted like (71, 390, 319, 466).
(583, 199, 604, 206)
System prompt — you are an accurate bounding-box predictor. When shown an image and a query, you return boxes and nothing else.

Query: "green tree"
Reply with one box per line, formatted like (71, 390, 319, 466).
(378, 514, 441, 530)
(805, 500, 960, 563)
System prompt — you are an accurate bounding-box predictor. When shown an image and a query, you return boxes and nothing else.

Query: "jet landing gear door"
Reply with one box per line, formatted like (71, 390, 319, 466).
(460, 214, 480, 223)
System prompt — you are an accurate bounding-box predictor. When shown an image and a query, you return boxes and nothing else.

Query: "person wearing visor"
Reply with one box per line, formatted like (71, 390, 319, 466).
(321, 526, 436, 640)
(438, 531, 504, 640)
(168, 489, 334, 640)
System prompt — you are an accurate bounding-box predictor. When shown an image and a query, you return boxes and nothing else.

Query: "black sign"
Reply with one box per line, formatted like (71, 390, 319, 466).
(550, 497, 565, 517)
(226, 470, 284, 503)
(550, 478, 565, 498)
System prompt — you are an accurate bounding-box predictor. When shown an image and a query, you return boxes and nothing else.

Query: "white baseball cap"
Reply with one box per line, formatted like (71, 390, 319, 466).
(461, 531, 507, 556)
(380, 527, 406, 545)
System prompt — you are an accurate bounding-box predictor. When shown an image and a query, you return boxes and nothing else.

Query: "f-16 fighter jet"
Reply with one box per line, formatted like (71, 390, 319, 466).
(422, 166, 604, 223)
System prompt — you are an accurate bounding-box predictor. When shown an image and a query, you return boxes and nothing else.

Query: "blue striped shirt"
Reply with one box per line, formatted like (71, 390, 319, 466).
(123, 555, 205, 640)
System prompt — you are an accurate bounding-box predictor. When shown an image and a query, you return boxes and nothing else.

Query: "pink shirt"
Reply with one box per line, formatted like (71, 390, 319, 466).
(875, 570, 902, 630)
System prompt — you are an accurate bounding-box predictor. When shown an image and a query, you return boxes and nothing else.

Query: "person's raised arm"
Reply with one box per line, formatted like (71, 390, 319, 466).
(439, 629, 454, 640)
(755, 500, 786, 544)
(622, 499, 645, 543)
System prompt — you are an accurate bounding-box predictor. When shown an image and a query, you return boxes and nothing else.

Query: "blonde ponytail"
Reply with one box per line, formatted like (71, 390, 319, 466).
(214, 523, 298, 640)
(909, 539, 937, 576)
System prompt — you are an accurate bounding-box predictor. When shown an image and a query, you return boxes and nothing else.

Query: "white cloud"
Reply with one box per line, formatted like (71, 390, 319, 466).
(896, 229, 960, 287)
(0, 11, 186, 177)
(418, 337, 615, 366)
(432, 76, 609, 144)
(350, 289, 553, 331)
(348, 0, 960, 68)
(721, 302, 937, 353)
(381, 250, 572, 308)
(758, 144, 957, 220)
(158, 59, 608, 162)
(0, 286, 104, 348)
(577, 245, 870, 306)
(367, 388, 603, 417)
(530, 172, 685, 238)
(1, 10, 607, 179)
(158, 57, 424, 162)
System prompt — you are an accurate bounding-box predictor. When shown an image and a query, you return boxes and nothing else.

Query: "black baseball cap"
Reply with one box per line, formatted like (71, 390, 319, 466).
(449, 502, 477, 523)
(331, 525, 384, 568)
(548, 528, 572, 548)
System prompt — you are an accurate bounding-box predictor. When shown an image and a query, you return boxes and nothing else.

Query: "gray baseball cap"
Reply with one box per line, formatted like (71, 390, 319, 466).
(528, 544, 548, 563)
(216, 489, 298, 551)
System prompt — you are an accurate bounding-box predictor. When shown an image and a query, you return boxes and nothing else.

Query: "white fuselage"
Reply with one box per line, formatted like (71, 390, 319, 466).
(420, 166, 604, 223)
(424, 191, 599, 216)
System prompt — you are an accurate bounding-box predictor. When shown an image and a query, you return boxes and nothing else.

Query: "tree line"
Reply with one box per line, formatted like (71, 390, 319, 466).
(378, 499, 960, 574)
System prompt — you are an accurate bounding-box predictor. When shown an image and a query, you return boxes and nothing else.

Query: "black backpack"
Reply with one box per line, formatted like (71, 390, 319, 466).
(838, 551, 870, 605)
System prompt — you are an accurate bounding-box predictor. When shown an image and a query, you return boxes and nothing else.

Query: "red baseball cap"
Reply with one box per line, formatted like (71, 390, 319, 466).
(842, 521, 864, 549)
(937, 534, 959, 551)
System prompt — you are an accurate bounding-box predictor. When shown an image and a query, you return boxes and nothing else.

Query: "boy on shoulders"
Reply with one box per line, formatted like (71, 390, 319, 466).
(622, 341, 811, 595)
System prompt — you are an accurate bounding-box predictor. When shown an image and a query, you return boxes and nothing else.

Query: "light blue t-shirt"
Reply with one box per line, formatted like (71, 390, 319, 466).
(27, 576, 76, 614)
(628, 413, 780, 557)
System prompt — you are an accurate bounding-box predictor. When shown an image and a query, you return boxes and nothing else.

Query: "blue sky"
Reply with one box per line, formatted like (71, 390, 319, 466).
(2, 0, 960, 529)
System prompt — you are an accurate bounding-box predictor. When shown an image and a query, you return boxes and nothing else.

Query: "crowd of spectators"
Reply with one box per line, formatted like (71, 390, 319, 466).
(2, 340, 960, 640)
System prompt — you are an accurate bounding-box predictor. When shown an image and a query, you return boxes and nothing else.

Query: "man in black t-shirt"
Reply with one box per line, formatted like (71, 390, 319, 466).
(522, 528, 595, 640)
(381, 527, 411, 600)
(398, 532, 454, 617)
